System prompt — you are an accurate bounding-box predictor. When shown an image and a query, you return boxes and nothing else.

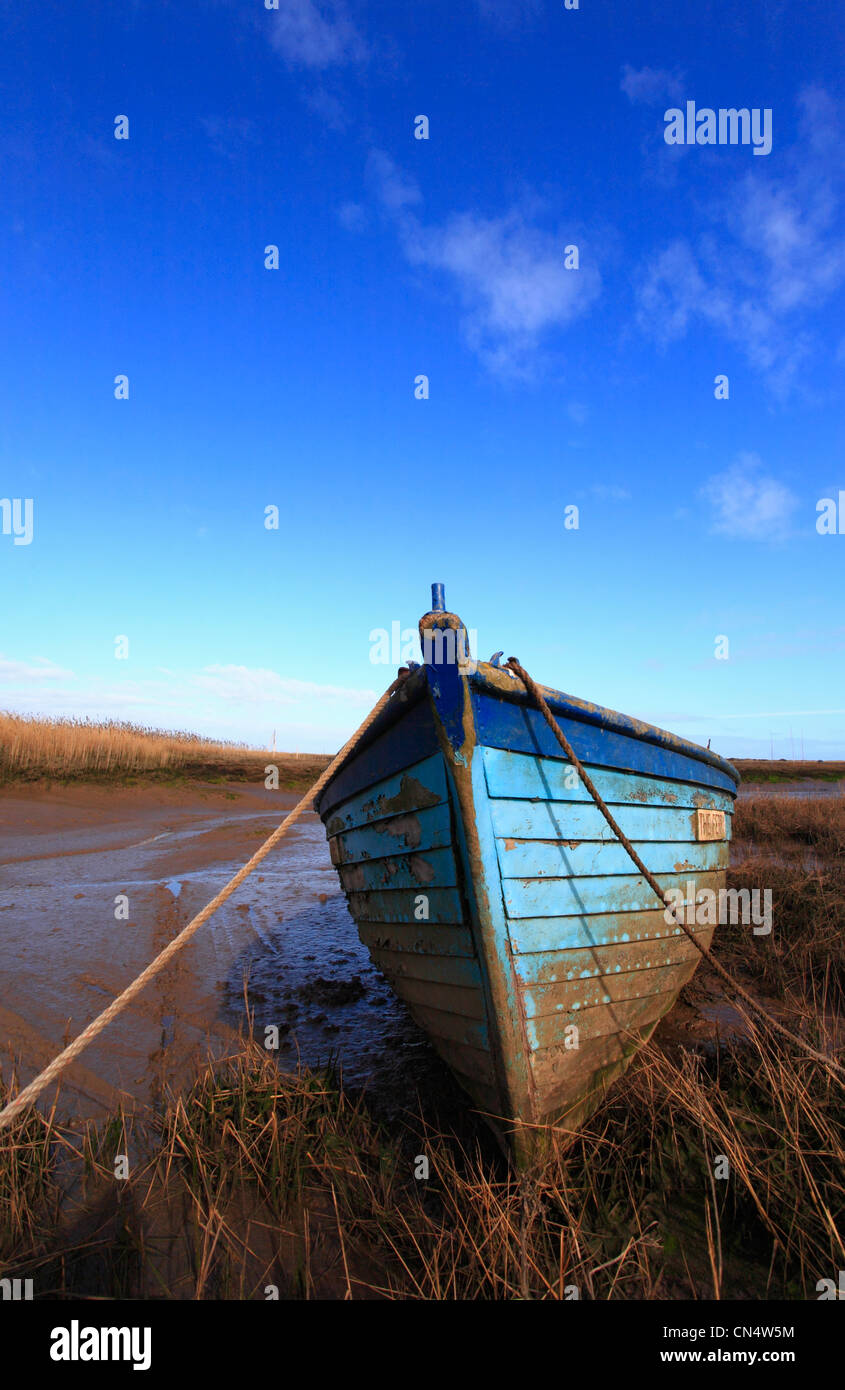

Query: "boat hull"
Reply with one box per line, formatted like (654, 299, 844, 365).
(316, 661, 738, 1161)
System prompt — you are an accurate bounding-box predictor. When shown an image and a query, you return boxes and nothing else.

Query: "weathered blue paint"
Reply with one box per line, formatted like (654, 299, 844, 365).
(317, 694, 440, 818)
(488, 798, 731, 843)
(501, 867, 725, 920)
(322, 751, 445, 833)
(496, 837, 728, 878)
(506, 909, 702, 955)
(330, 802, 453, 865)
(482, 747, 735, 812)
(358, 921, 476, 958)
(315, 589, 739, 1161)
(348, 884, 464, 925)
(473, 686, 736, 794)
(472, 667, 738, 791)
(339, 845, 458, 893)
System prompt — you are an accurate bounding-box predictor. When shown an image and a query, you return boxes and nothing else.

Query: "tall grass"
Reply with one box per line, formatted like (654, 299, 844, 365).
(2, 1026, 841, 1299)
(0, 712, 331, 784)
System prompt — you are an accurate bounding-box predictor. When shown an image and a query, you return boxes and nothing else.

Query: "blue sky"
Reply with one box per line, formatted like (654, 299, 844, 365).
(1, 0, 844, 756)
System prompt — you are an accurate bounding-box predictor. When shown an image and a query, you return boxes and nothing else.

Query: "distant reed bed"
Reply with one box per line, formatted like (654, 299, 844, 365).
(734, 759, 845, 784)
(0, 712, 331, 784)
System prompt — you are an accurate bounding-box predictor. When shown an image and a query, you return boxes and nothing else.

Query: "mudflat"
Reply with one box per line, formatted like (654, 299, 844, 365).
(0, 780, 418, 1125)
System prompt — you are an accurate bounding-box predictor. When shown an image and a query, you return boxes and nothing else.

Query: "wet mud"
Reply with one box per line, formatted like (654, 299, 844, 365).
(0, 780, 453, 1127)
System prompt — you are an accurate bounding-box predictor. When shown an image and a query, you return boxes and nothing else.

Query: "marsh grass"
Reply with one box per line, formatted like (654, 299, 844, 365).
(734, 760, 845, 785)
(0, 712, 331, 785)
(0, 792, 842, 1299)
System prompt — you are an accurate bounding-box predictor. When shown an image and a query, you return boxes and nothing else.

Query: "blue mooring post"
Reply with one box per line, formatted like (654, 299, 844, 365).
(431, 582, 446, 612)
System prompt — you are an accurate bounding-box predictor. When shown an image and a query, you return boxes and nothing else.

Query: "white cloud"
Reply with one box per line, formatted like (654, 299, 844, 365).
(367, 152, 601, 377)
(409, 212, 599, 376)
(303, 85, 348, 130)
(0, 660, 378, 751)
(699, 453, 798, 540)
(420, 214, 599, 377)
(337, 200, 368, 232)
(195, 665, 376, 706)
(366, 149, 421, 215)
(269, 0, 367, 69)
(0, 655, 73, 682)
(634, 86, 845, 394)
(620, 64, 684, 106)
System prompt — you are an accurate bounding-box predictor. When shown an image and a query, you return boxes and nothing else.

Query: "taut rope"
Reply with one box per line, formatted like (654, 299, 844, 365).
(0, 674, 408, 1133)
(504, 657, 845, 1084)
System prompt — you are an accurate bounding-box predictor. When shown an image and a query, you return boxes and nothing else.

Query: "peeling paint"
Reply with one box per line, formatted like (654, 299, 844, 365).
(409, 853, 436, 884)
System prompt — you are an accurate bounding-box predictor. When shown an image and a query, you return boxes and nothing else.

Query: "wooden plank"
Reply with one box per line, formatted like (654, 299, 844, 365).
(482, 747, 736, 811)
(507, 906, 718, 954)
(511, 928, 712, 986)
(386, 973, 487, 1022)
(329, 802, 452, 866)
(502, 868, 724, 920)
(471, 688, 738, 795)
(318, 697, 441, 817)
(526, 987, 679, 1049)
(368, 945, 484, 991)
(530, 1028, 637, 1090)
(495, 835, 728, 879)
(420, 1037, 498, 1089)
(348, 886, 464, 925)
(440, 1070, 503, 1116)
(339, 845, 458, 894)
(530, 1025, 657, 1122)
(489, 798, 730, 843)
(521, 953, 705, 1019)
(358, 921, 476, 958)
(323, 753, 446, 836)
(403, 999, 491, 1051)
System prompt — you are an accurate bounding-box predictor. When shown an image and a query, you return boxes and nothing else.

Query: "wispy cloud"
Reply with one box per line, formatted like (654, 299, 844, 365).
(195, 665, 376, 706)
(0, 660, 377, 748)
(303, 85, 348, 130)
(0, 655, 73, 683)
(699, 452, 798, 540)
(365, 149, 422, 214)
(337, 200, 368, 232)
(634, 86, 845, 394)
(366, 151, 600, 378)
(620, 63, 684, 106)
(268, 0, 367, 70)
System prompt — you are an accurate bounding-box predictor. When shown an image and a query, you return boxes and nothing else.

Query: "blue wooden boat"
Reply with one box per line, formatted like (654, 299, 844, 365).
(316, 586, 739, 1161)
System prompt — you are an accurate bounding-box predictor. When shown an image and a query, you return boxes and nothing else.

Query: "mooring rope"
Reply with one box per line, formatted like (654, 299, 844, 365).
(0, 673, 409, 1133)
(504, 657, 845, 1084)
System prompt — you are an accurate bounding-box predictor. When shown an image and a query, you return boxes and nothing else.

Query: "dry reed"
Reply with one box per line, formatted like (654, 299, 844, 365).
(0, 712, 331, 784)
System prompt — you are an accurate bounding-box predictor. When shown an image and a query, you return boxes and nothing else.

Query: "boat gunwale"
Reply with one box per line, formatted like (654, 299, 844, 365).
(315, 661, 740, 814)
(471, 664, 740, 788)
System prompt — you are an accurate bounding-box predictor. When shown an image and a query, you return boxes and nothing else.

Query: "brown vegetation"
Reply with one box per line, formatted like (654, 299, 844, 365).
(0, 713, 332, 787)
(733, 758, 845, 784)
